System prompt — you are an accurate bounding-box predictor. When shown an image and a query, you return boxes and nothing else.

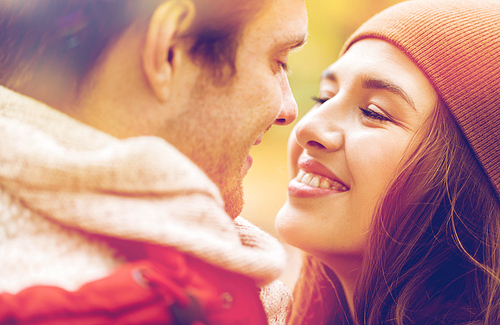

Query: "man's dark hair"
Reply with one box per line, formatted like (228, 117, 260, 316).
(0, 0, 264, 88)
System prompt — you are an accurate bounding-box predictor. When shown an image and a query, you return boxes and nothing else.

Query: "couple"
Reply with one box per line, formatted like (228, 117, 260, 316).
(1, 0, 499, 324)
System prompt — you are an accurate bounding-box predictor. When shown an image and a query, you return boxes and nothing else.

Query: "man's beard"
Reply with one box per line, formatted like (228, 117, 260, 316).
(220, 172, 245, 219)
(187, 142, 247, 219)
(204, 150, 247, 219)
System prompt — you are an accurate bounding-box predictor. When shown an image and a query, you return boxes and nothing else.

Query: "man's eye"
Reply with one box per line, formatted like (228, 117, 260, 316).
(278, 61, 289, 72)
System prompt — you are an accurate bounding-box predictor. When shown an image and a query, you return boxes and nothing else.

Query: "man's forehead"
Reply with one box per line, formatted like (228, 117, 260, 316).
(248, 0, 308, 50)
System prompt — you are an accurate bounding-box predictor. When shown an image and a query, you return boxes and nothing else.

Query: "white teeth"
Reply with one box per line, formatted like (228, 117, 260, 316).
(320, 179, 330, 189)
(302, 173, 312, 184)
(296, 170, 348, 191)
(330, 182, 348, 191)
(310, 176, 320, 188)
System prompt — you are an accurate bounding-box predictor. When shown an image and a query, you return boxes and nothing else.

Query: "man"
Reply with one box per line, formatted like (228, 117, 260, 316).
(0, 0, 307, 324)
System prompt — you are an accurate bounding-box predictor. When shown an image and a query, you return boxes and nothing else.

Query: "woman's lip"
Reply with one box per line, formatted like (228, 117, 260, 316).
(297, 157, 349, 189)
(288, 179, 345, 198)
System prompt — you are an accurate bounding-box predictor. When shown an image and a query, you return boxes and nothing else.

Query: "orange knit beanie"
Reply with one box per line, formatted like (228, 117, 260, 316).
(341, 0, 500, 200)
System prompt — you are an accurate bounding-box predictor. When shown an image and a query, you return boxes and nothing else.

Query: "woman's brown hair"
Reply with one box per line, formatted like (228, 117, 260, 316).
(290, 99, 500, 324)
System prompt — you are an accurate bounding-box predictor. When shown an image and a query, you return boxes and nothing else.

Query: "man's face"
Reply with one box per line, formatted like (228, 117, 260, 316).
(162, 0, 308, 218)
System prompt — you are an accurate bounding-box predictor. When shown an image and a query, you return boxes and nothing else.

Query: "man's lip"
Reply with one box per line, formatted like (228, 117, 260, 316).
(297, 157, 349, 189)
(243, 134, 263, 176)
(253, 134, 264, 146)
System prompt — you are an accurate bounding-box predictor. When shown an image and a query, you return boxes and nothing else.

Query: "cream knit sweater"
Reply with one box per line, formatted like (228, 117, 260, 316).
(0, 86, 291, 324)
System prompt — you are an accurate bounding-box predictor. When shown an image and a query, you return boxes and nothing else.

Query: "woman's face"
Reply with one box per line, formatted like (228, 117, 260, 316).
(275, 39, 438, 264)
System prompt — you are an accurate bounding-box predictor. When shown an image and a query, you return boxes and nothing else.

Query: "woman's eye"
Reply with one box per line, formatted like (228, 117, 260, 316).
(359, 106, 390, 122)
(311, 96, 329, 105)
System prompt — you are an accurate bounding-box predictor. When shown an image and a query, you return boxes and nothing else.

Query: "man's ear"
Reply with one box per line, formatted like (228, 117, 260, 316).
(142, 0, 195, 102)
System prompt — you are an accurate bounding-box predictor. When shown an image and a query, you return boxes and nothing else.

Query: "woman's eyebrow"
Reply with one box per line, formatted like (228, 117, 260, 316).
(361, 77, 416, 111)
(320, 70, 416, 111)
(321, 70, 337, 82)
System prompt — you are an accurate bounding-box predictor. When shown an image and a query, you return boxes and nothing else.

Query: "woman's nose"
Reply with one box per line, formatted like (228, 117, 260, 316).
(293, 105, 344, 153)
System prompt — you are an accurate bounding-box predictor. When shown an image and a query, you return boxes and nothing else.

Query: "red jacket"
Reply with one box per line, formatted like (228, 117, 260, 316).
(0, 245, 268, 325)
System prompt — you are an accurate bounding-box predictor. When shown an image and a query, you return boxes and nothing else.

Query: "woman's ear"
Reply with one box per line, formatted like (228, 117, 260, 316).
(142, 0, 195, 102)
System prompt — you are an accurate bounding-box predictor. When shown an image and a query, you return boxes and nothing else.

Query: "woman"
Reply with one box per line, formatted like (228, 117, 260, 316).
(275, 0, 500, 324)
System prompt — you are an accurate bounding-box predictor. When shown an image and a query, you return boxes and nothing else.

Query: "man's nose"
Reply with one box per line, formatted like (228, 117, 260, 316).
(274, 74, 298, 126)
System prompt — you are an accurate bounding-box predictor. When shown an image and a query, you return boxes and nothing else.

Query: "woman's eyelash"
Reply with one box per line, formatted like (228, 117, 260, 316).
(311, 97, 391, 122)
(311, 96, 329, 105)
(358, 106, 390, 122)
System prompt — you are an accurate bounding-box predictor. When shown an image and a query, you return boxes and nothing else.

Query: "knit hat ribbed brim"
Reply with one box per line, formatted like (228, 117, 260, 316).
(341, 0, 500, 200)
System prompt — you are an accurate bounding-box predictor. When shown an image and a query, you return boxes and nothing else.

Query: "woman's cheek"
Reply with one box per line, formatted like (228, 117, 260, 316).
(287, 128, 303, 179)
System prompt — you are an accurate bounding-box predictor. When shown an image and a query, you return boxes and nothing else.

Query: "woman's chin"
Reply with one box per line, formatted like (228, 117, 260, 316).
(275, 201, 312, 251)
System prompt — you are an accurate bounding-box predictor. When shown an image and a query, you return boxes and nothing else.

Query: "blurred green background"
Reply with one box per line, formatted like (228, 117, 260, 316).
(240, 0, 405, 288)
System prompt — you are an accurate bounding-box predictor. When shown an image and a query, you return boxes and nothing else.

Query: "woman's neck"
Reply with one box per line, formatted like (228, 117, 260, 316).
(323, 254, 363, 322)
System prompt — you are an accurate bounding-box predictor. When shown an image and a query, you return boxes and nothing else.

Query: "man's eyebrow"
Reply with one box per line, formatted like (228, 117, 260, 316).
(361, 77, 416, 111)
(291, 35, 307, 50)
(282, 34, 307, 51)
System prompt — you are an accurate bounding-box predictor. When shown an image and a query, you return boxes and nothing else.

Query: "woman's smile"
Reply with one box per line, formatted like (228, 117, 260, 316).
(288, 156, 349, 198)
(276, 38, 438, 261)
